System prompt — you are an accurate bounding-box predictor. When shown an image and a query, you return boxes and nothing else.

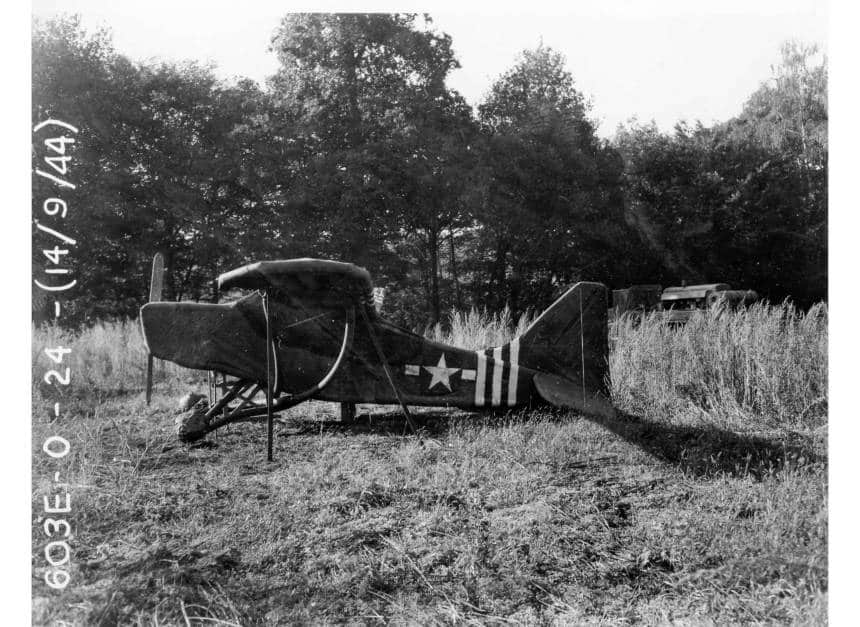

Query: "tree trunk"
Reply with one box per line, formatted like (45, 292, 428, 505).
(344, 42, 361, 148)
(492, 239, 508, 309)
(174, 261, 193, 303)
(448, 228, 462, 310)
(429, 225, 440, 325)
(508, 268, 520, 315)
(162, 249, 175, 301)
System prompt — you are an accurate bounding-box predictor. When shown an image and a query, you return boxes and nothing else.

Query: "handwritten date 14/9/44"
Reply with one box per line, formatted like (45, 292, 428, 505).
(34, 118, 78, 295)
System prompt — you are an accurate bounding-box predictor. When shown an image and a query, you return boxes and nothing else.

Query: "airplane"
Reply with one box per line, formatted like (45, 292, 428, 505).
(140, 258, 614, 458)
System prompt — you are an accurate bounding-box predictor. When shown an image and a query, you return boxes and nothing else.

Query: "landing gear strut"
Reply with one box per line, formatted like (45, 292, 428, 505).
(340, 402, 356, 423)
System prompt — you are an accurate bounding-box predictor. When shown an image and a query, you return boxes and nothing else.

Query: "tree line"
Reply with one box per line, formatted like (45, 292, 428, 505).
(32, 14, 827, 328)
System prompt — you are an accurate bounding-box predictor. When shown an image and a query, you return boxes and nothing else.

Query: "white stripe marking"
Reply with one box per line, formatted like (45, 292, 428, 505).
(491, 346, 503, 406)
(475, 351, 487, 406)
(508, 338, 519, 406)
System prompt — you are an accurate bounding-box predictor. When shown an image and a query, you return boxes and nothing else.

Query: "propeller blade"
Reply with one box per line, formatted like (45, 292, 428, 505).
(149, 252, 164, 303)
(146, 253, 165, 405)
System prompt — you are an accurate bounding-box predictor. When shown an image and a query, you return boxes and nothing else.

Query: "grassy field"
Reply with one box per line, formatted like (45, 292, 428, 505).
(32, 303, 827, 625)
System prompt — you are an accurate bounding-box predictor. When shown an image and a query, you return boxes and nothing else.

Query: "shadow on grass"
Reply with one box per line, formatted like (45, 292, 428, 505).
(584, 410, 824, 480)
(281, 409, 469, 438)
(286, 406, 824, 480)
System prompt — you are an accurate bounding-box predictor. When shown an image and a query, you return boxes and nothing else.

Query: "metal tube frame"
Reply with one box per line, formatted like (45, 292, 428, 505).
(358, 305, 417, 434)
(201, 305, 356, 437)
(264, 290, 274, 461)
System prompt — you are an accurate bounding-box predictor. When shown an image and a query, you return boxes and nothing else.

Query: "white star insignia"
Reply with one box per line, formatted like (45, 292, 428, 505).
(423, 353, 460, 391)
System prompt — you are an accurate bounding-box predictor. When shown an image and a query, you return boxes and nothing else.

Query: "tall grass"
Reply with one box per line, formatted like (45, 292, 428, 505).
(32, 301, 827, 428)
(430, 301, 827, 429)
(428, 306, 535, 350)
(610, 302, 827, 428)
(32, 318, 192, 395)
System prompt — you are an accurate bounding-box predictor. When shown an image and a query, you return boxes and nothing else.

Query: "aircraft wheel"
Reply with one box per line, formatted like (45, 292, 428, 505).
(176, 399, 210, 442)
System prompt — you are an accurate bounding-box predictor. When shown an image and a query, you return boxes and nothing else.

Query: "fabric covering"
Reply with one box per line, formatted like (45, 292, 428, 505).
(140, 300, 268, 382)
(217, 259, 374, 308)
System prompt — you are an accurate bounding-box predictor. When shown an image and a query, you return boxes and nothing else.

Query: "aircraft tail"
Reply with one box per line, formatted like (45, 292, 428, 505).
(517, 282, 614, 418)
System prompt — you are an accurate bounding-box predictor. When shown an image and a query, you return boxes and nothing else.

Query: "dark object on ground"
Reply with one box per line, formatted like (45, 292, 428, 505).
(176, 398, 209, 442)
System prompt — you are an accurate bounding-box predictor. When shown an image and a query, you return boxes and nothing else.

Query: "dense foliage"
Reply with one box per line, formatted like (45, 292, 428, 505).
(32, 15, 827, 327)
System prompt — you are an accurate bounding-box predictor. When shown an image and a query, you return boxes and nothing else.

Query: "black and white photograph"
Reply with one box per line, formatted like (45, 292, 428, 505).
(26, 0, 839, 624)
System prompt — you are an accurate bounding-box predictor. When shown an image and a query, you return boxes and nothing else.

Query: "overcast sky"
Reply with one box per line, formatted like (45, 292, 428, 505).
(31, 0, 828, 137)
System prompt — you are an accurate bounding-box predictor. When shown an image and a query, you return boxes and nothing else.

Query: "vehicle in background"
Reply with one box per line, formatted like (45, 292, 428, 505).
(660, 283, 759, 324)
(705, 289, 760, 309)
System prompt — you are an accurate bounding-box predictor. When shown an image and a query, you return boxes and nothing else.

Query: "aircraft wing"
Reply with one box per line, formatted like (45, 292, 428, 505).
(217, 258, 374, 309)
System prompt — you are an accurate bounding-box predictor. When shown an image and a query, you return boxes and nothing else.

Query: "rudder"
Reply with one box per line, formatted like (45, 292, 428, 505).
(517, 282, 614, 418)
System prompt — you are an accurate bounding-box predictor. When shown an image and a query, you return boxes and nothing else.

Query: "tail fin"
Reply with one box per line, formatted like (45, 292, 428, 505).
(518, 282, 614, 418)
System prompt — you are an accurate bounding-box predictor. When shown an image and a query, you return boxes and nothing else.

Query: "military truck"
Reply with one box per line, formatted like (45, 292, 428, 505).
(660, 283, 759, 324)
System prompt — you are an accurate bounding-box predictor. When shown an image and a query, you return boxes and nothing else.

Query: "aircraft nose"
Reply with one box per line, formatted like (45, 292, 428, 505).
(139, 301, 267, 381)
